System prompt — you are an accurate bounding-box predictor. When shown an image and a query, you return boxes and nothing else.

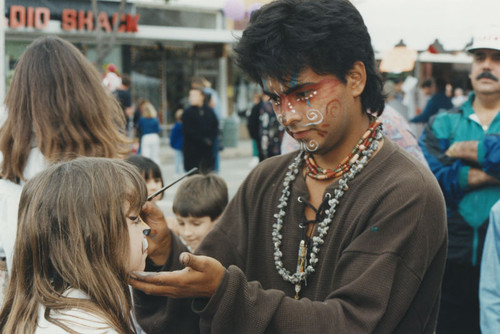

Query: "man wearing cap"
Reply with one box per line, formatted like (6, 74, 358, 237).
(419, 27, 500, 333)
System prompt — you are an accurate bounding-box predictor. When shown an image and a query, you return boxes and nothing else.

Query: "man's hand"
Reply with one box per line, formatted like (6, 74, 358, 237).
(129, 252, 226, 298)
(445, 141, 479, 162)
(141, 201, 171, 266)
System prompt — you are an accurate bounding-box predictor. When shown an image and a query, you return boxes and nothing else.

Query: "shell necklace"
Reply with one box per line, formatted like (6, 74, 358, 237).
(272, 119, 383, 299)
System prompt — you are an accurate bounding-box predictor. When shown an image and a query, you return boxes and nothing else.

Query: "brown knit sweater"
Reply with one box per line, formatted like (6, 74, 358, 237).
(134, 138, 447, 334)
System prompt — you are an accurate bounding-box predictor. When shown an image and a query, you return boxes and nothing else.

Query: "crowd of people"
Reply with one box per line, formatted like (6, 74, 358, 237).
(0, 0, 500, 333)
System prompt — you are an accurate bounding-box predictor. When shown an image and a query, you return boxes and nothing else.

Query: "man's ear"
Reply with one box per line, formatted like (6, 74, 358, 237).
(347, 61, 367, 98)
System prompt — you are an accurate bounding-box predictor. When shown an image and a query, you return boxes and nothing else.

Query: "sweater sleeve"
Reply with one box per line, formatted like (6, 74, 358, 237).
(133, 235, 200, 334)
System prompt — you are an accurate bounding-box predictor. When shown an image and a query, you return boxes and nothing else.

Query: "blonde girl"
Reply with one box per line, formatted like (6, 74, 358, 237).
(137, 101, 161, 165)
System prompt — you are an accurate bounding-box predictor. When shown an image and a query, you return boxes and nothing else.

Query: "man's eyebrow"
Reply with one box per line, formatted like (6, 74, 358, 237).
(263, 82, 316, 96)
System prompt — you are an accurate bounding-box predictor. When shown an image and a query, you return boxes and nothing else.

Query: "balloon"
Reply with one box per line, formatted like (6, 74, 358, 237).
(223, 0, 246, 21)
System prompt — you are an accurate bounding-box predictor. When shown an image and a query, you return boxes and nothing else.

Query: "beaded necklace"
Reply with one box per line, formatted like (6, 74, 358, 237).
(272, 119, 383, 299)
(305, 117, 381, 180)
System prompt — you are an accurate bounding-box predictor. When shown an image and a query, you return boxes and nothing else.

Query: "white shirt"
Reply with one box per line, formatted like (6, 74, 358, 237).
(36, 289, 119, 333)
(0, 147, 48, 271)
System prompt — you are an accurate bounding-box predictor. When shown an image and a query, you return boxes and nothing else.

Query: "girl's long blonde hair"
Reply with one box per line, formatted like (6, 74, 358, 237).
(0, 36, 129, 183)
(140, 101, 158, 118)
(0, 158, 148, 333)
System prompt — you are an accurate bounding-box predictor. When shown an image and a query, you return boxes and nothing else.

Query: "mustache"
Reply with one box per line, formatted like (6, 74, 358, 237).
(476, 72, 499, 81)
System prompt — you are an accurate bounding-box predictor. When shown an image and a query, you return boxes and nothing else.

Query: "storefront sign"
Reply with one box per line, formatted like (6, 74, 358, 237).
(9, 5, 139, 33)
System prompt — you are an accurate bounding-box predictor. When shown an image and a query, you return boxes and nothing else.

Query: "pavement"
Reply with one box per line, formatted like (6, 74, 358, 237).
(156, 138, 256, 216)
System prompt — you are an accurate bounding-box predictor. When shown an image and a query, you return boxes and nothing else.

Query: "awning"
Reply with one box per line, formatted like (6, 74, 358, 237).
(379, 46, 417, 73)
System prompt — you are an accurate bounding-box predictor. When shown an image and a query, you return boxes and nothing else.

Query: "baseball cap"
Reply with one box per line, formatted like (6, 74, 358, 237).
(466, 26, 500, 53)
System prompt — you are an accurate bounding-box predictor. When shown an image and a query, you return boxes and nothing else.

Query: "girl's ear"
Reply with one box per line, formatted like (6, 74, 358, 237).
(346, 61, 367, 98)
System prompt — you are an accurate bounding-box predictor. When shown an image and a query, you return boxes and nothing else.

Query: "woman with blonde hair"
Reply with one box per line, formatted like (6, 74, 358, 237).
(137, 101, 161, 165)
(0, 158, 149, 333)
(0, 36, 129, 279)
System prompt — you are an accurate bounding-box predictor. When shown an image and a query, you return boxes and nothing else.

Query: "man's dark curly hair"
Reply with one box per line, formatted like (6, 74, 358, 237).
(234, 0, 385, 115)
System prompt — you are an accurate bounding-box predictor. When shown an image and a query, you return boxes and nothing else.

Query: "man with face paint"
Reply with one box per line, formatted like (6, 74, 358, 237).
(130, 1, 447, 333)
(418, 27, 500, 334)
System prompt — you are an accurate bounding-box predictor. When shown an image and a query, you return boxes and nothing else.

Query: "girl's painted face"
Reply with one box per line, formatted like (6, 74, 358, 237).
(263, 68, 349, 154)
(175, 215, 215, 251)
(146, 177, 163, 203)
(124, 202, 149, 272)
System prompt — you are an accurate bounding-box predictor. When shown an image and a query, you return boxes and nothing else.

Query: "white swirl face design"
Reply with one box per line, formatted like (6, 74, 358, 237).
(304, 109, 323, 126)
(303, 139, 319, 152)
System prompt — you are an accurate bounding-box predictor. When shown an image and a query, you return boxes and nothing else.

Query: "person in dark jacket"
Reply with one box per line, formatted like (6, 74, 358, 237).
(181, 88, 219, 173)
(410, 77, 453, 123)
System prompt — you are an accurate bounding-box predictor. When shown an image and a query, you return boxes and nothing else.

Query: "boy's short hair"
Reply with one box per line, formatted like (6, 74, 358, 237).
(173, 173, 228, 221)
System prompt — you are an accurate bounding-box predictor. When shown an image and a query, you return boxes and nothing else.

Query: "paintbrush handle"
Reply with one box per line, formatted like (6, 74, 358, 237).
(147, 167, 198, 201)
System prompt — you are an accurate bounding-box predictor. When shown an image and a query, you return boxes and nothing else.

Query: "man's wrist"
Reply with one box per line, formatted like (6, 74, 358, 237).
(468, 168, 500, 188)
(148, 232, 172, 267)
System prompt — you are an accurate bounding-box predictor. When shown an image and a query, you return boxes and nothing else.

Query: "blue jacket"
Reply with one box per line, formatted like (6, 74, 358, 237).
(480, 200, 500, 333)
(137, 117, 160, 136)
(169, 122, 183, 150)
(419, 93, 500, 265)
(411, 91, 453, 123)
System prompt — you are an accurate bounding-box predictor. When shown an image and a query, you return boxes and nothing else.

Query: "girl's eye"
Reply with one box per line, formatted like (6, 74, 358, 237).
(128, 216, 140, 224)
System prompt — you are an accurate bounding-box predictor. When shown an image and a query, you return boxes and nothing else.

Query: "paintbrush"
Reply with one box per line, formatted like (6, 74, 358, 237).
(147, 167, 198, 201)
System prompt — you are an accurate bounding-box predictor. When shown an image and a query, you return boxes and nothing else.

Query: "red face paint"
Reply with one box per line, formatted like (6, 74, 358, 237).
(264, 70, 349, 153)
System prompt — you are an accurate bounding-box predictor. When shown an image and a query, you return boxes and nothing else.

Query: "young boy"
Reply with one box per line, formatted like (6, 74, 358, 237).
(172, 173, 228, 251)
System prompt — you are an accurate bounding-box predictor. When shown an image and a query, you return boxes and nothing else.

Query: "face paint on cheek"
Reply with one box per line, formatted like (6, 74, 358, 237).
(325, 99, 342, 118)
(304, 109, 324, 126)
(320, 123, 332, 131)
(304, 139, 319, 152)
(277, 113, 285, 124)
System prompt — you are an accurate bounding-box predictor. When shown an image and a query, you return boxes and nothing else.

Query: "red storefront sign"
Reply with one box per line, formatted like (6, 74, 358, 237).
(9, 5, 140, 33)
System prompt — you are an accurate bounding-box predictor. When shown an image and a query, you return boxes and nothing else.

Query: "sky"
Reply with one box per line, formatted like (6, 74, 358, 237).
(142, 0, 500, 52)
(346, 0, 500, 52)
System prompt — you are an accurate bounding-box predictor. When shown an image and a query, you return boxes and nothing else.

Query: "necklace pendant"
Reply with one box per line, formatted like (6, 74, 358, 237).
(296, 240, 307, 274)
(294, 240, 307, 299)
(294, 283, 302, 299)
